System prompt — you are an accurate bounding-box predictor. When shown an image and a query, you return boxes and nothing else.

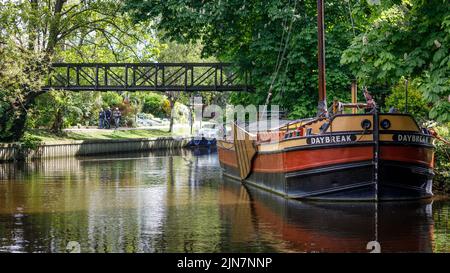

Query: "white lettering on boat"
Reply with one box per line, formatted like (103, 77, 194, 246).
(307, 134, 357, 145)
(393, 134, 431, 144)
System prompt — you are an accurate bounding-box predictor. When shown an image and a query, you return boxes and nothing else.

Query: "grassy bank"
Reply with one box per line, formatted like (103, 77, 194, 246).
(0, 129, 186, 162)
(25, 128, 172, 143)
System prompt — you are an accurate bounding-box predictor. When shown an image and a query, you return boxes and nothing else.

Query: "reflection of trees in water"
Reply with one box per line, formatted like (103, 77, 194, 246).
(0, 152, 165, 252)
(0, 149, 446, 253)
(432, 202, 450, 252)
(155, 148, 223, 252)
(0, 148, 223, 252)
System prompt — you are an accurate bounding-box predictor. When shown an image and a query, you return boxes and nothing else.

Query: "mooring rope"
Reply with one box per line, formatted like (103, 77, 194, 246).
(261, 0, 299, 117)
(429, 128, 450, 162)
(430, 129, 450, 146)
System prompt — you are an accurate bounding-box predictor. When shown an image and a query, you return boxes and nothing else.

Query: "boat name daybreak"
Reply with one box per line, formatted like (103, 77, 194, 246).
(307, 134, 357, 145)
(393, 134, 432, 144)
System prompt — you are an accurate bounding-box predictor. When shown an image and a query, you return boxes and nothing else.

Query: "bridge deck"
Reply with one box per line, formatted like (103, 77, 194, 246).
(44, 63, 253, 92)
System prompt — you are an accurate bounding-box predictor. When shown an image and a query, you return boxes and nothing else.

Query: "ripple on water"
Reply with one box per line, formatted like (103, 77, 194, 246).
(0, 150, 448, 253)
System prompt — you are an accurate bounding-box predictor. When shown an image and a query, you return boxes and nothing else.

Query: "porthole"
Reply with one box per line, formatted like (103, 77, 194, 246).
(361, 119, 372, 130)
(380, 119, 391, 129)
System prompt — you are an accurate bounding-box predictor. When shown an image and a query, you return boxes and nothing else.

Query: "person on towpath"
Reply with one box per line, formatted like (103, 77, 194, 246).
(113, 107, 122, 129)
(105, 107, 112, 129)
(98, 108, 105, 129)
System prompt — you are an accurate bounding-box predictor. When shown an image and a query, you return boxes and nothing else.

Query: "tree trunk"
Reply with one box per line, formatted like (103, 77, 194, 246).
(0, 107, 27, 142)
(0, 0, 66, 142)
(28, 0, 38, 51)
(0, 91, 43, 142)
(45, 0, 66, 55)
(168, 94, 177, 133)
(51, 108, 64, 134)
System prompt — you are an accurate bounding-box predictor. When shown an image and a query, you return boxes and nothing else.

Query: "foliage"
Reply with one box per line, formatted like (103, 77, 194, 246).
(0, 42, 47, 140)
(384, 79, 431, 121)
(172, 102, 190, 124)
(141, 93, 170, 118)
(26, 128, 171, 142)
(101, 92, 123, 108)
(341, 0, 450, 122)
(0, 0, 162, 141)
(157, 40, 220, 105)
(434, 124, 450, 193)
(156, 40, 219, 131)
(124, 0, 372, 118)
(30, 91, 96, 133)
(118, 101, 138, 127)
(19, 133, 43, 150)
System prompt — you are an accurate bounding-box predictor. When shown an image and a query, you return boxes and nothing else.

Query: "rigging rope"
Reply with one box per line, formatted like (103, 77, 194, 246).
(346, 0, 356, 38)
(272, 0, 292, 82)
(430, 129, 450, 162)
(261, 0, 298, 117)
(279, 58, 291, 106)
(430, 129, 450, 146)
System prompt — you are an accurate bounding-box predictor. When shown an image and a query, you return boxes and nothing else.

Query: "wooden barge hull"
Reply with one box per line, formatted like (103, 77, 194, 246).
(217, 114, 434, 201)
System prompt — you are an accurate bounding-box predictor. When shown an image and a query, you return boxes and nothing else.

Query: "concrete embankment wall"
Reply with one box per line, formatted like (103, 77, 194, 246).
(0, 137, 191, 162)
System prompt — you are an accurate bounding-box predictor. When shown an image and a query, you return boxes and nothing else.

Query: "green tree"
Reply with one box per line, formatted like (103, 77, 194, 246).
(434, 124, 450, 192)
(384, 78, 431, 121)
(0, 42, 47, 141)
(157, 40, 217, 132)
(141, 93, 169, 118)
(341, 0, 449, 122)
(30, 91, 103, 131)
(0, 0, 161, 139)
(124, 0, 367, 118)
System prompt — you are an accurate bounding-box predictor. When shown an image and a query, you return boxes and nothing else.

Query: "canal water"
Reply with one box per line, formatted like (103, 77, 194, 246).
(0, 148, 448, 253)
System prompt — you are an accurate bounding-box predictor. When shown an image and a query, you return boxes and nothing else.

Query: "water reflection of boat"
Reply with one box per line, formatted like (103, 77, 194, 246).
(219, 177, 434, 253)
(187, 137, 217, 148)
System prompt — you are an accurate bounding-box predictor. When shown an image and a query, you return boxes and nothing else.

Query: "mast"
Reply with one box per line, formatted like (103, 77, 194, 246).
(317, 0, 327, 116)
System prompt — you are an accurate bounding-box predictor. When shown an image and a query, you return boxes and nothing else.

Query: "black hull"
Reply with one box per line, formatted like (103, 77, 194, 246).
(221, 160, 433, 201)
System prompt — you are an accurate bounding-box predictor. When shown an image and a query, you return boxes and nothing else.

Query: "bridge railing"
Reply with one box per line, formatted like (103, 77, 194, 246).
(44, 63, 253, 92)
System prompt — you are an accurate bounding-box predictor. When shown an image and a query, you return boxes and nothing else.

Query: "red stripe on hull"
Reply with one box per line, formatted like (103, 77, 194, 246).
(218, 145, 373, 173)
(256, 146, 373, 173)
(380, 146, 434, 168)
